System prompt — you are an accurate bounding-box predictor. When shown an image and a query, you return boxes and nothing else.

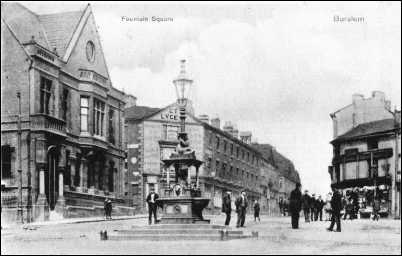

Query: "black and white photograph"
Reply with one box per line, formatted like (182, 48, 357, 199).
(1, 1, 401, 255)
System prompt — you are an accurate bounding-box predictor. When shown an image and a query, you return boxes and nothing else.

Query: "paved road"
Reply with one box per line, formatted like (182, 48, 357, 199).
(2, 215, 401, 255)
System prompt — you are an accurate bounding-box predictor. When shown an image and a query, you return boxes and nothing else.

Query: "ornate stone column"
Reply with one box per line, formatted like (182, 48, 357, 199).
(69, 152, 77, 189)
(34, 138, 49, 221)
(55, 146, 66, 216)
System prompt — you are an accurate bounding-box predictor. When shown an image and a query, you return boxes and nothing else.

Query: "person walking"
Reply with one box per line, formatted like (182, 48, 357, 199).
(279, 198, 284, 216)
(104, 198, 109, 220)
(302, 190, 310, 223)
(146, 188, 159, 225)
(310, 194, 316, 222)
(327, 188, 342, 232)
(318, 195, 325, 221)
(325, 192, 332, 221)
(289, 183, 302, 229)
(235, 191, 248, 228)
(372, 196, 380, 221)
(253, 200, 261, 222)
(222, 191, 232, 226)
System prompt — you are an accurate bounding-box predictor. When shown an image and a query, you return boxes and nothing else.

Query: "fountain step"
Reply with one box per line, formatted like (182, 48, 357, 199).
(115, 229, 243, 235)
(106, 233, 250, 241)
(132, 224, 229, 230)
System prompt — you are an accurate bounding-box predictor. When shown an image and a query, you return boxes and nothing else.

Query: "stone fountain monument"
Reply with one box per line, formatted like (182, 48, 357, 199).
(156, 60, 210, 224)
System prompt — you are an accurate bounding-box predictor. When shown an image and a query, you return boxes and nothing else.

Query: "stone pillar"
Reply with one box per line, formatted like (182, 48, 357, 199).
(69, 153, 77, 188)
(35, 165, 49, 221)
(77, 157, 86, 192)
(55, 170, 65, 215)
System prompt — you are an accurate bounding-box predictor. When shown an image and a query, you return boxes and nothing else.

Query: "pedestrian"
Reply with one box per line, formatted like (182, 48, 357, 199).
(372, 196, 380, 221)
(222, 191, 232, 226)
(327, 187, 342, 232)
(302, 190, 310, 223)
(310, 194, 316, 222)
(318, 195, 325, 221)
(279, 198, 284, 216)
(283, 200, 289, 217)
(235, 191, 248, 228)
(289, 183, 302, 229)
(104, 198, 109, 220)
(325, 192, 332, 221)
(253, 200, 260, 222)
(146, 188, 159, 225)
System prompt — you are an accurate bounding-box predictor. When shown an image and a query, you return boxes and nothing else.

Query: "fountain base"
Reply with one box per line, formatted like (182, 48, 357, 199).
(157, 197, 210, 224)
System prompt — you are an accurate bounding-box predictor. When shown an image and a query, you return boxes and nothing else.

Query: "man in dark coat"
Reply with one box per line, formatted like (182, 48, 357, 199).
(310, 194, 316, 222)
(302, 190, 311, 223)
(146, 189, 159, 225)
(317, 195, 325, 221)
(222, 191, 232, 226)
(289, 183, 302, 229)
(253, 200, 261, 222)
(235, 191, 248, 228)
(327, 187, 342, 232)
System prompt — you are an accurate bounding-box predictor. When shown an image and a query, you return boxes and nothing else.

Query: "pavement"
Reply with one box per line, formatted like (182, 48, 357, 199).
(1, 214, 401, 255)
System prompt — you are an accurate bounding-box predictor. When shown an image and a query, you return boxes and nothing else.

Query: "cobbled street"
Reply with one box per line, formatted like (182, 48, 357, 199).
(1, 215, 401, 255)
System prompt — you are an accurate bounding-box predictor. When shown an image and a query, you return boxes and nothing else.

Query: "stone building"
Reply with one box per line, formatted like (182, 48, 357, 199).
(329, 91, 401, 218)
(1, 3, 133, 223)
(124, 64, 301, 215)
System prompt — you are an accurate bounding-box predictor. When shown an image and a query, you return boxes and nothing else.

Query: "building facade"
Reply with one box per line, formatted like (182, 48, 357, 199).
(329, 91, 401, 218)
(1, 3, 132, 223)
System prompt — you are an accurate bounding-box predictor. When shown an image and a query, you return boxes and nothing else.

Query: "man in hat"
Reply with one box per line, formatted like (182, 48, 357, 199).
(327, 187, 342, 232)
(146, 188, 159, 225)
(302, 190, 311, 223)
(222, 190, 232, 226)
(235, 191, 248, 228)
(289, 182, 302, 229)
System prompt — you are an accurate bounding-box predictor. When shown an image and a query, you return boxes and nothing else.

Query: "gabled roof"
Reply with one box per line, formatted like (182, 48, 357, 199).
(1, 2, 50, 48)
(1, 2, 87, 59)
(124, 105, 161, 122)
(332, 118, 398, 144)
(38, 10, 84, 56)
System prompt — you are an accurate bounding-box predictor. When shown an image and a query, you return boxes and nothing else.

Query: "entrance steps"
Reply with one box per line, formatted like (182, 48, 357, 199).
(102, 223, 256, 241)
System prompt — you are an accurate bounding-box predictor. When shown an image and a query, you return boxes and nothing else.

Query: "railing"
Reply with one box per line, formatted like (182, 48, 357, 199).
(36, 48, 55, 62)
(79, 69, 108, 86)
(1, 189, 18, 208)
(31, 114, 66, 136)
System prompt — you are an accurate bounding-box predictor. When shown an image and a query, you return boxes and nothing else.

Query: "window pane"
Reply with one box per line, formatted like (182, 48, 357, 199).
(81, 97, 88, 107)
(81, 116, 88, 131)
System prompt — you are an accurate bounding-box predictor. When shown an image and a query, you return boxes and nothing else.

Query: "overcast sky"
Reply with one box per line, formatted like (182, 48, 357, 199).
(22, 1, 401, 196)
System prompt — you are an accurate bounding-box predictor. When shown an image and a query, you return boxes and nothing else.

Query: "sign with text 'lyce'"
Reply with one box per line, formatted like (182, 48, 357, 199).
(160, 107, 179, 121)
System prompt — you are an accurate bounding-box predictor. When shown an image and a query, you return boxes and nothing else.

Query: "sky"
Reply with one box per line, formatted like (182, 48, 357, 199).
(22, 1, 401, 197)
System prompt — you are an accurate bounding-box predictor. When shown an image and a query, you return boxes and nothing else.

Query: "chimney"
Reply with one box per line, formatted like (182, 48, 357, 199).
(124, 94, 137, 108)
(198, 114, 210, 124)
(211, 117, 221, 129)
(223, 121, 234, 135)
(372, 91, 385, 102)
(232, 127, 239, 139)
(352, 93, 364, 105)
(239, 131, 252, 144)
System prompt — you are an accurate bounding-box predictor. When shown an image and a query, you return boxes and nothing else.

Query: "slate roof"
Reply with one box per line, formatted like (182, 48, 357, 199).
(38, 10, 84, 56)
(332, 118, 399, 144)
(1, 2, 50, 48)
(1, 2, 85, 56)
(124, 105, 161, 122)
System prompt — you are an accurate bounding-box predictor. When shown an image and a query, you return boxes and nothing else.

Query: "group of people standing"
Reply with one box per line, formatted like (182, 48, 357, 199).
(301, 190, 326, 222)
(222, 190, 261, 228)
(289, 183, 343, 232)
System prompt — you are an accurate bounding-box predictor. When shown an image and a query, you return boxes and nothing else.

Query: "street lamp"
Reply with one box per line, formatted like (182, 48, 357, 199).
(173, 59, 193, 133)
(16, 92, 24, 223)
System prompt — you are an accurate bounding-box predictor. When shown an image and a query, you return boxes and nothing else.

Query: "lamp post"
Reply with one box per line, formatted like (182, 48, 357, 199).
(16, 92, 24, 223)
(173, 59, 193, 134)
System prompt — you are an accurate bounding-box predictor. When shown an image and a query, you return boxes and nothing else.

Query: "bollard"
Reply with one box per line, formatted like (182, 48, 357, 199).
(219, 230, 225, 241)
(100, 230, 108, 240)
(251, 231, 259, 239)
